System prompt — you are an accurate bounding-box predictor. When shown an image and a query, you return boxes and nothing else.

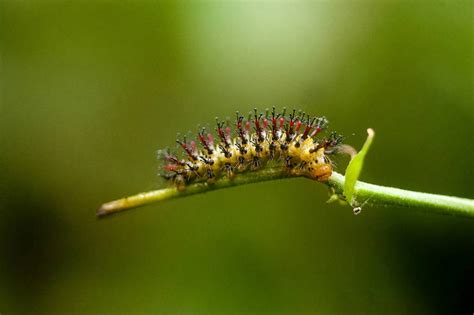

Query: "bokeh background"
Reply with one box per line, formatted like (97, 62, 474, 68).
(1, 1, 473, 314)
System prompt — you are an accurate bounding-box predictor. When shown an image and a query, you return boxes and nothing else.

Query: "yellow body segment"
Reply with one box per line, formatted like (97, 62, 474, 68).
(184, 134, 332, 184)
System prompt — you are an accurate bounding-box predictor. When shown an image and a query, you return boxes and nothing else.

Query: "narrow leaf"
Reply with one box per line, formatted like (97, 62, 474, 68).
(343, 128, 375, 205)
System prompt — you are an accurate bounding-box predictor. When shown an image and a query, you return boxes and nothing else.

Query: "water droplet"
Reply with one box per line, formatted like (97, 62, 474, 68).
(353, 207, 361, 215)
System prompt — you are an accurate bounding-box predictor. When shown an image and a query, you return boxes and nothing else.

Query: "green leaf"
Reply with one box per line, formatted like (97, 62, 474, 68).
(343, 128, 375, 205)
(326, 193, 340, 204)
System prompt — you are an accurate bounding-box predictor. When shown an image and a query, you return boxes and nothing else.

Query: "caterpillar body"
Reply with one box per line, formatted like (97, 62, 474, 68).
(159, 108, 343, 190)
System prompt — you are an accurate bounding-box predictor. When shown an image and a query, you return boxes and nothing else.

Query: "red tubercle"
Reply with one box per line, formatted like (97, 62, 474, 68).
(207, 133, 214, 146)
(177, 140, 197, 160)
(217, 126, 225, 139)
(245, 121, 251, 131)
(302, 125, 312, 139)
(165, 164, 178, 171)
(279, 117, 285, 129)
(198, 130, 215, 154)
(271, 116, 278, 138)
(310, 127, 322, 137)
(253, 116, 262, 135)
(198, 133, 206, 144)
(295, 120, 302, 132)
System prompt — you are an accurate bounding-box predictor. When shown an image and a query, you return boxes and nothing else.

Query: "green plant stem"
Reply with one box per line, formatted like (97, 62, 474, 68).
(328, 172, 474, 217)
(97, 167, 294, 217)
(97, 168, 474, 218)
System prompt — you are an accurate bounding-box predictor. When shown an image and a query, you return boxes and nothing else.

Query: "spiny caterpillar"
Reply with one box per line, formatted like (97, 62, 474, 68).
(158, 108, 343, 190)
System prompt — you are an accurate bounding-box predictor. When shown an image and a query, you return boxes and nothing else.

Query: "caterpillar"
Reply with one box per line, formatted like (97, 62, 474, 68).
(158, 107, 343, 191)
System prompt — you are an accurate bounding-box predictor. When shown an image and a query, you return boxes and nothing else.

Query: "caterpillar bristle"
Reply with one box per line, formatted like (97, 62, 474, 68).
(159, 108, 343, 187)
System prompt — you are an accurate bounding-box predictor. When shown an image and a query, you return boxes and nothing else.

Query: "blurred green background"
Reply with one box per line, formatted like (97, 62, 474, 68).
(1, 1, 473, 314)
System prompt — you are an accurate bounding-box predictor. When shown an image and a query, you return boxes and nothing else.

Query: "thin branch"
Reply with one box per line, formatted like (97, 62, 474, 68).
(97, 169, 474, 218)
(328, 172, 474, 217)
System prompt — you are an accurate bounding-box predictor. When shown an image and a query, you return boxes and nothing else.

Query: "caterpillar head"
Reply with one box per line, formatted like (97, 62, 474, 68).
(308, 148, 332, 182)
(309, 162, 332, 182)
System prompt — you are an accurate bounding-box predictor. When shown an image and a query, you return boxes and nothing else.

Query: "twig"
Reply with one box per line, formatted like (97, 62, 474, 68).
(97, 169, 474, 218)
